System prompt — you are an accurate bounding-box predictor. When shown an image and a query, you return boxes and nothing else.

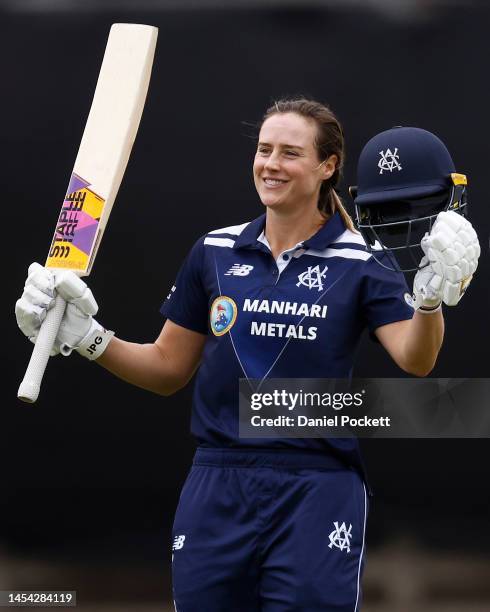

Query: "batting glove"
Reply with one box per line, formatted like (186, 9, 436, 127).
(15, 262, 114, 360)
(413, 211, 480, 311)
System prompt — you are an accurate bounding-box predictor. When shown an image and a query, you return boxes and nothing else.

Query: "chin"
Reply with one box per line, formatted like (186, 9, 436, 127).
(261, 199, 283, 210)
(259, 191, 285, 208)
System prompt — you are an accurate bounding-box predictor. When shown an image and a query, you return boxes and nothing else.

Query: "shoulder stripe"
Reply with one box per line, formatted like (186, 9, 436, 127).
(204, 237, 235, 248)
(305, 247, 372, 261)
(329, 243, 367, 252)
(208, 222, 250, 236)
(333, 229, 366, 246)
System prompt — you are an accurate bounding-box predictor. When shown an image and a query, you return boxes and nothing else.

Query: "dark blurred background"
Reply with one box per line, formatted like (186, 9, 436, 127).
(3, 0, 489, 610)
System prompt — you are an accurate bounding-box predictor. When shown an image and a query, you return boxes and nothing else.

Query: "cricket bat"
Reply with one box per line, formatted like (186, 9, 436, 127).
(18, 23, 158, 403)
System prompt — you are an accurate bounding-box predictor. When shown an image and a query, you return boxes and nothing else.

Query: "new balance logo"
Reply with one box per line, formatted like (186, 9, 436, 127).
(296, 265, 328, 291)
(378, 148, 402, 174)
(225, 264, 254, 276)
(328, 521, 352, 553)
(172, 535, 186, 551)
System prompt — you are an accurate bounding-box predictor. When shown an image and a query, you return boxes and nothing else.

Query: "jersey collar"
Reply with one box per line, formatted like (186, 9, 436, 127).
(233, 214, 267, 249)
(302, 212, 346, 249)
(233, 211, 346, 251)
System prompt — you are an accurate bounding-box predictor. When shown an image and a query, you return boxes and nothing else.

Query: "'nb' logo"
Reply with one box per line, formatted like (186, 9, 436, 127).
(225, 264, 254, 276)
(172, 535, 186, 551)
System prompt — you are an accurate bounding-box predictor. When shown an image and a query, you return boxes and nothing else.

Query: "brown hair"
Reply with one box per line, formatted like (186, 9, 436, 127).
(261, 97, 356, 231)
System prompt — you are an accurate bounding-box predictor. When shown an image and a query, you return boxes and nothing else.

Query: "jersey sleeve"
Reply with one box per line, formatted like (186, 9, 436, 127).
(159, 237, 209, 335)
(360, 254, 414, 334)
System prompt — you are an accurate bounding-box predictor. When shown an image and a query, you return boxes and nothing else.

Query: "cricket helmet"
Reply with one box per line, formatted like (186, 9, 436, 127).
(350, 126, 468, 272)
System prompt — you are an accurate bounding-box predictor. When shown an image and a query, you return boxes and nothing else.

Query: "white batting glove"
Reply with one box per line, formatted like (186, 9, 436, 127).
(15, 263, 114, 360)
(413, 211, 480, 311)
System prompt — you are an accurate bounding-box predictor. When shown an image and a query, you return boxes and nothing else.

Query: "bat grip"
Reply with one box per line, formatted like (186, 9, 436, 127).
(17, 294, 67, 403)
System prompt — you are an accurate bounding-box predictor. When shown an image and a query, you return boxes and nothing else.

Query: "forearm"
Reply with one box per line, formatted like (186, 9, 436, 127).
(95, 336, 185, 396)
(402, 309, 445, 376)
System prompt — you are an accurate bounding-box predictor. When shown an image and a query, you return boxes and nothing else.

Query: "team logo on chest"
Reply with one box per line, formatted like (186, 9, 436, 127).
(296, 265, 328, 291)
(210, 296, 238, 336)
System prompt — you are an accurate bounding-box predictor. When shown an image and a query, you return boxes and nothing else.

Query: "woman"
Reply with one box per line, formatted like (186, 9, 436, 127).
(16, 98, 478, 611)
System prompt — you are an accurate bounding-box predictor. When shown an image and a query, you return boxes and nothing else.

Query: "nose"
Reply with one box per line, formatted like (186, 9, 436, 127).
(264, 150, 281, 172)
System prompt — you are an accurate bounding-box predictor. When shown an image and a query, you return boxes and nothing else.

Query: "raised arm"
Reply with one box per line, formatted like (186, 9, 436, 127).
(16, 263, 206, 397)
(375, 211, 479, 377)
(97, 320, 206, 395)
(375, 313, 443, 377)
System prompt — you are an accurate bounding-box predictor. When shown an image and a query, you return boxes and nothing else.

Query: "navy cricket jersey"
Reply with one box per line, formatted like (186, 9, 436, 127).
(160, 212, 414, 476)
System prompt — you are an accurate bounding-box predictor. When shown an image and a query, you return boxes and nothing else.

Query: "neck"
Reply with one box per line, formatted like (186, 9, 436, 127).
(265, 205, 328, 259)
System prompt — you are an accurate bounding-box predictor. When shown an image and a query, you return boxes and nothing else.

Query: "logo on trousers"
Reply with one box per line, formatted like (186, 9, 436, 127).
(172, 535, 186, 550)
(328, 522, 352, 553)
(172, 534, 186, 564)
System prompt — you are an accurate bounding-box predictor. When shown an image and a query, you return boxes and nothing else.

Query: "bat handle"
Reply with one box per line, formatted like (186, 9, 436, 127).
(17, 294, 67, 403)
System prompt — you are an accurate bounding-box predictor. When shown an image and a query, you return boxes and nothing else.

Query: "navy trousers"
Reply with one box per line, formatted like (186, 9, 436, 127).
(172, 447, 368, 611)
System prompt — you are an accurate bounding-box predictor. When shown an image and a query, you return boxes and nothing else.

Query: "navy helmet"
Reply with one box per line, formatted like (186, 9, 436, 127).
(350, 126, 467, 272)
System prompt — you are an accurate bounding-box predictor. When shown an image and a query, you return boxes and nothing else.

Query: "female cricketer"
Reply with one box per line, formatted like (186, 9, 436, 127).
(16, 98, 480, 611)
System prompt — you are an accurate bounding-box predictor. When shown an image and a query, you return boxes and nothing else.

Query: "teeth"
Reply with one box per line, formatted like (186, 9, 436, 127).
(264, 179, 286, 185)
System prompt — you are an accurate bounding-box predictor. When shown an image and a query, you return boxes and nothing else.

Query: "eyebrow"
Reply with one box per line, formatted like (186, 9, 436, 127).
(257, 142, 305, 150)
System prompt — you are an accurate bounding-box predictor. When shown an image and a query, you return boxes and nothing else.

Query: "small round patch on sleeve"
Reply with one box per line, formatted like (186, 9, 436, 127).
(404, 292, 415, 309)
(210, 296, 238, 336)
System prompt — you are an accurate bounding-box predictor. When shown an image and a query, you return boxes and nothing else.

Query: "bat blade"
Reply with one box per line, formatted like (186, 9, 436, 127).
(46, 23, 158, 274)
(18, 23, 158, 403)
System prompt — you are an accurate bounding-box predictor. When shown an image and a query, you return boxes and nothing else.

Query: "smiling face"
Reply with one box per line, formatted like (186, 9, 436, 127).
(253, 112, 336, 213)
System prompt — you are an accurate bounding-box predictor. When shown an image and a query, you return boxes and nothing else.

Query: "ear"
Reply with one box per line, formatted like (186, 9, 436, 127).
(321, 154, 338, 181)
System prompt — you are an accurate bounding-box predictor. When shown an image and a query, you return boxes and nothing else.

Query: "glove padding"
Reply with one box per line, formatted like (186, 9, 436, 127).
(15, 262, 104, 356)
(413, 211, 480, 309)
